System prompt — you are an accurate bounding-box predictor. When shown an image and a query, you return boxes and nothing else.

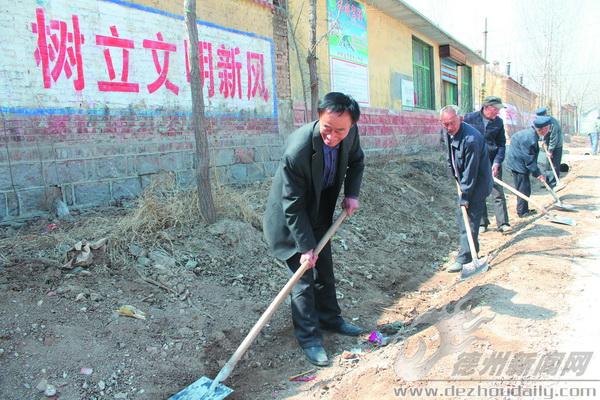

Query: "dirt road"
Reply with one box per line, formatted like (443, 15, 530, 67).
(1, 142, 598, 400)
(282, 146, 600, 399)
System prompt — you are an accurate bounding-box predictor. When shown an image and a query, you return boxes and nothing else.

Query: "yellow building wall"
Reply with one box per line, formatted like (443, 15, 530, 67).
(286, 0, 466, 112)
(286, 0, 331, 107)
(136, 0, 273, 38)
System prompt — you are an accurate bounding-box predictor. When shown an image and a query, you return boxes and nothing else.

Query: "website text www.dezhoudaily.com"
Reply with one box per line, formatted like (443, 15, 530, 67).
(393, 384, 598, 399)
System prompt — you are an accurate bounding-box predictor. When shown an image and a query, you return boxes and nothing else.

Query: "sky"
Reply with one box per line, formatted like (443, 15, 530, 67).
(401, 0, 600, 113)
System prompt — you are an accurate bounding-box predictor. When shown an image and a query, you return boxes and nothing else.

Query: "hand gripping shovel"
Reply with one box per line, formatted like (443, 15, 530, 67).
(493, 177, 575, 226)
(541, 143, 565, 192)
(168, 210, 348, 400)
(541, 179, 576, 211)
(454, 182, 489, 281)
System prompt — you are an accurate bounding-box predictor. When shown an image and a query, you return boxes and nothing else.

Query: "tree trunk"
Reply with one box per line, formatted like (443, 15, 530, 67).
(184, 0, 216, 224)
(307, 0, 319, 120)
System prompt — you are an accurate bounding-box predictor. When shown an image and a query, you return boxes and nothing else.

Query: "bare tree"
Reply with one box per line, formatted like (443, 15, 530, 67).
(184, 0, 216, 223)
(307, 0, 319, 120)
(287, 3, 310, 123)
(288, 1, 342, 121)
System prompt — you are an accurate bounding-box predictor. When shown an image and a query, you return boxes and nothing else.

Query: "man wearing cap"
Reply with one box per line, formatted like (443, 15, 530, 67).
(505, 116, 551, 217)
(464, 96, 511, 234)
(440, 105, 493, 275)
(536, 107, 563, 187)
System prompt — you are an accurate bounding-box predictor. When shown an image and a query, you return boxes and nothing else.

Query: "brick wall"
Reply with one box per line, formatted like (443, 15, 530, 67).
(0, 0, 285, 220)
(293, 104, 441, 154)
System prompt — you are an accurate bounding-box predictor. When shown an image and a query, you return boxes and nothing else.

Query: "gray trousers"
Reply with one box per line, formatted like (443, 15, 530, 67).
(456, 197, 485, 265)
(480, 166, 509, 228)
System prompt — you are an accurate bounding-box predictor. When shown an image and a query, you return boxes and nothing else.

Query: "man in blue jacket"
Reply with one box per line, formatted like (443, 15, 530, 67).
(263, 92, 365, 366)
(464, 96, 511, 234)
(536, 107, 563, 188)
(441, 105, 493, 274)
(506, 116, 551, 217)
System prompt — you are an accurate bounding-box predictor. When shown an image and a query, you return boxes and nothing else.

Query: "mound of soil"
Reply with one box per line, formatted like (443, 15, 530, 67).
(0, 152, 476, 400)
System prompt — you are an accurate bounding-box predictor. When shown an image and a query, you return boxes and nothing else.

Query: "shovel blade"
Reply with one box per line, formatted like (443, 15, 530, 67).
(168, 376, 233, 400)
(546, 215, 576, 226)
(554, 203, 577, 212)
(460, 257, 489, 281)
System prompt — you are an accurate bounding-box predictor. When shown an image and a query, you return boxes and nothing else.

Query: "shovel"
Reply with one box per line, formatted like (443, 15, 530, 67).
(493, 177, 575, 226)
(541, 143, 565, 191)
(454, 182, 489, 281)
(541, 179, 576, 211)
(168, 210, 349, 400)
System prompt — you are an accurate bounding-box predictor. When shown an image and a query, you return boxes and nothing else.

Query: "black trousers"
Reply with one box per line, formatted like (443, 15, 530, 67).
(285, 187, 343, 348)
(511, 170, 531, 216)
(545, 146, 563, 187)
(455, 197, 485, 265)
(481, 166, 509, 228)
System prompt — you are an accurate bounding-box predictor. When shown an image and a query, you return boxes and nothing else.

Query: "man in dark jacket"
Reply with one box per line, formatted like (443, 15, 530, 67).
(506, 116, 551, 217)
(464, 96, 511, 234)
(441, 105, 493, 275)
(263, 92, 365, 366)
(536, 107, 563, 188)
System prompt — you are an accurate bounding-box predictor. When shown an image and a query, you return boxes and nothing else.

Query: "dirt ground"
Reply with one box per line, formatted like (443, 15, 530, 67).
(1, 137, 599, 400)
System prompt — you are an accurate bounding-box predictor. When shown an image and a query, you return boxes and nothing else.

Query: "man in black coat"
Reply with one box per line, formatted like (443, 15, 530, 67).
(505, 116, 551, 217)
(263, 92, 365, 366)
(464, 96, 511, 234)
(536, 107, 563, 188)
(441, 105, 493, 274)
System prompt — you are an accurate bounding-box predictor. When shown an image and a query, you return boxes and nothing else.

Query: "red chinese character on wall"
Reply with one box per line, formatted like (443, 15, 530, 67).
(216, 44, 242, 99)
(246, 51, 269, 101)
(143, 32, 179, 95)
(31, 8, 85, 91)
(184, 40, 215, 97)
(96, 26, 139, 93)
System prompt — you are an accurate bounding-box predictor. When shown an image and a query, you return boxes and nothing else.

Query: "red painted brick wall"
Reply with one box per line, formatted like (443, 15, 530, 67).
(293, 104, 441, 150)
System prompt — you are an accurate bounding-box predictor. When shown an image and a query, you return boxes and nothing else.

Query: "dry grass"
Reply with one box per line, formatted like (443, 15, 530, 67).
(107, 172, 267, 265)
(108, 172, 202, 264)
(213, 181, 269, 230)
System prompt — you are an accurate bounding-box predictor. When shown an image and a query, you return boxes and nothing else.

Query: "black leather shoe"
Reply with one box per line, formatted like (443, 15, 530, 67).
(333, 321, 365, 336)
(302, 346, 329, 366)
(518, 210, 537, 218)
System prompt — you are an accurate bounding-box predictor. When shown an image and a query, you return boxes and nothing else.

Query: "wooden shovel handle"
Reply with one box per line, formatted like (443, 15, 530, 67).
(541, 143, 560, 183)
(541, 178, 561, 203)
(493, 177, 548, 214)
(212, 210, 348, 386)
(454, 182, 480, 268)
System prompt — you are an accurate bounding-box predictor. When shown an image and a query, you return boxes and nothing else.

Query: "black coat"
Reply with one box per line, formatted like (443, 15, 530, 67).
(263, 121, 365, 260)
(447, 122, 493, 204)
(464, 110, 506, 165)
(506, 127, 542, 177)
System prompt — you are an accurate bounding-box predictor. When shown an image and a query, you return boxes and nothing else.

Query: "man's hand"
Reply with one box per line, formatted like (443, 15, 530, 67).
(492, 164, 501, 177)
(342, 197, 360, 216)
(459, 199, 469, 209)
(547, 151, 553, 158)
(300, 250, 318, 269)
(537, 175, 546, 183)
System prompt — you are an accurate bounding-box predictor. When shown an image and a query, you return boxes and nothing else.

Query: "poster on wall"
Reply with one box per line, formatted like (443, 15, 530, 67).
(327, 0, 369, 105)
(401, 79, 415, 109)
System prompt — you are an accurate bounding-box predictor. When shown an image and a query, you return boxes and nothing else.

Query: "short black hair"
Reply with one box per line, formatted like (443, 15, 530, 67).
(317, 92, 361, 123)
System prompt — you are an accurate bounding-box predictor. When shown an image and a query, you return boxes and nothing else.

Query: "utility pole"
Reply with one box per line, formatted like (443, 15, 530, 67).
(482, 17, 488, 104)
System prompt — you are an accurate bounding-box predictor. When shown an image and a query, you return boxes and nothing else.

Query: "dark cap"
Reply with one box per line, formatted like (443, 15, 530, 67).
(535, 107, 548, 116)
(483, 96, 505, 109)
(533, 116, 552, 128)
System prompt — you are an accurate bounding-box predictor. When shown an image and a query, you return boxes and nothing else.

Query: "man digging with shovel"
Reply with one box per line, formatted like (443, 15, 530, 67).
(505, 116, 552, 218)
(263, 92, 366, 367)
(441, 105, 493, 278)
